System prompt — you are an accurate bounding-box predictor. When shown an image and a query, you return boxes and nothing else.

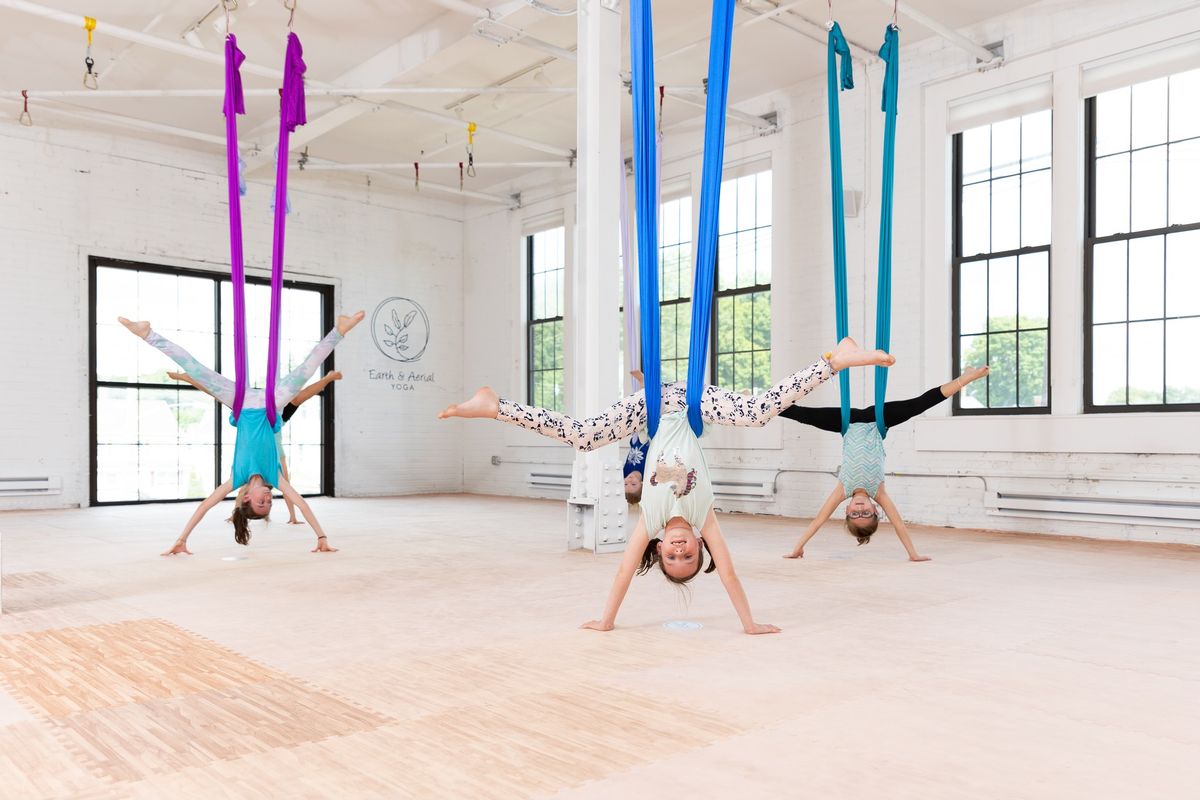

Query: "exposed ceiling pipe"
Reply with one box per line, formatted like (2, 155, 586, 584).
(300, 161, 570, 170)
(874, 0, 1000, 64)
(526, 0, 576, 16)
(669, 91, 777, 132)
(657, 0, 808, 62)
(474, 17, 578, 61)
(25, 99, 233, 146)
(381, 100, 575, 157)
(3, 87, 576, 99)
(0, 0, 286, 81)
(0, 0, 573, 159)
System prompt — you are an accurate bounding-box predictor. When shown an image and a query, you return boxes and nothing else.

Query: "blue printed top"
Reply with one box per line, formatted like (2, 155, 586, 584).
(230, 408, 282, 488)
(624, 432, 650, 477)
(838, 422, 886, 499)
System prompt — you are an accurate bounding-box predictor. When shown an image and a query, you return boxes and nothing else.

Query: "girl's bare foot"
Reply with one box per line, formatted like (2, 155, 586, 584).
(117, 317, 151, 340)
(828, 337, 895, 371)
(337, 311, 366, 335)
(167, 371, 187, 382)
(438, 386, 500, 420)
(960, 365, 989, 385)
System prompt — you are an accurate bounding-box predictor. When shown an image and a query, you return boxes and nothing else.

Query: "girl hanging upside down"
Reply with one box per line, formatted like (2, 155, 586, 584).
(167, 368, 343, 525)
(440, 337, 894, 632)
(781, 365, 989, 561)
(583, 410, 781, 635)
(117, 312, 364, 555)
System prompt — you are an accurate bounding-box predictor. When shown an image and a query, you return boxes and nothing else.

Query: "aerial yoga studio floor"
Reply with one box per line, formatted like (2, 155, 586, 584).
(0, 495, 1196, 799)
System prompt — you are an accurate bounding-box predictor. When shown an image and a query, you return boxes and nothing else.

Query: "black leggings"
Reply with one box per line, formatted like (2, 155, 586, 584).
(778, 386, 947, 433)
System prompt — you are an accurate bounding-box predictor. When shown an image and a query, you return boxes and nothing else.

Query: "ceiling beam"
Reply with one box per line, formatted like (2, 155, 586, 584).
(876, 0, 1000, 64)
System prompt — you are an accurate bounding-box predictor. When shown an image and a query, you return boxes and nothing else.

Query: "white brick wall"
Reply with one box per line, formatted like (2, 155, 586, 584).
(459, 0, 1200, 546)
(0, 126, 465, 510)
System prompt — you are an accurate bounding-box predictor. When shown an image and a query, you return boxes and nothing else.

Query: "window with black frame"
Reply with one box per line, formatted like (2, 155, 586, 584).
(953, 109, 1052, 414)
(714, 168, 772, 394)
(90, 259, 333, 505)
(526, 226, 566, 411)
(657, 193, 694, 383)
(1085, 69, 1200, 412)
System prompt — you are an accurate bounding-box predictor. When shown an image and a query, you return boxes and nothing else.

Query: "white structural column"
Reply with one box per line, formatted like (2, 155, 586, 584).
(1050, 66, 1085, 414)
(565, 0, 624, 554)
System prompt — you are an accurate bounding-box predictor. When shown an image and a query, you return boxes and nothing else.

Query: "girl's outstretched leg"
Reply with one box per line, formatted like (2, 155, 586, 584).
(701, 337, 893, 428)
(272, 312, 364, 411)
(119, 317, 236, 406)
(441, 388, 650, 453)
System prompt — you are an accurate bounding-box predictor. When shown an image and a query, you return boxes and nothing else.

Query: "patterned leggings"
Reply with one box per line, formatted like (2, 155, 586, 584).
(145, 328, 342, 414)
(497, 357, 834, 452)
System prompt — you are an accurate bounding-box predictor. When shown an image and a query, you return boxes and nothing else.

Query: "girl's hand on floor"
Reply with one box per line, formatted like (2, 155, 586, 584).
(162, 541, 192, 556)
(287, 518, 305, 525)
(312, 539, 338, 553)
(580, 620, 614, 632)
(783, 546, 804, 559)
(909, 555, 932, 562)
(744, 623, 781, 635)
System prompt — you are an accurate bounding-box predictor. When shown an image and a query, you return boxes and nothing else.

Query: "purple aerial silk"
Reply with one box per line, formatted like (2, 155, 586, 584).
(264, 32, 307, 426)
(224, 34, 248, 421)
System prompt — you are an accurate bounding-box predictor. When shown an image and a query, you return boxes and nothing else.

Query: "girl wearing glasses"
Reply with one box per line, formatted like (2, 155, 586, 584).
(781, 366, 989, 561)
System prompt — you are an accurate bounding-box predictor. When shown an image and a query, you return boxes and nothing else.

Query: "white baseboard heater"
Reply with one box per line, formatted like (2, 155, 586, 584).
(711, 469, 776, 504)
(0, 476, 62, 497)
(528, 469, 572, 493)
(985, 490, 1200, 529)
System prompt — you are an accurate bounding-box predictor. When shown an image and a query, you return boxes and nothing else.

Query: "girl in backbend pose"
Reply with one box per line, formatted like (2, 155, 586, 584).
(781, 366, 989, 561)
(117, 312, 363, 555)
(168, 368, 343, 524)
(440, 337, 894, 632)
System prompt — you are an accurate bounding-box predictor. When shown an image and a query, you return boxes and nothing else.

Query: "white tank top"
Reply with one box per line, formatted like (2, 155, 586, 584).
(640, 411, 714, 535)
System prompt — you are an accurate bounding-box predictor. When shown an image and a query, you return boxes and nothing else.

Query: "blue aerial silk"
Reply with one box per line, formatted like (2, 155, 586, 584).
(874, 25, 899, 438)
(827, 22, 854, 435)
(630, 0, 662, 438)
(826, 22, 899, 438)
(684, 0, 736, 437)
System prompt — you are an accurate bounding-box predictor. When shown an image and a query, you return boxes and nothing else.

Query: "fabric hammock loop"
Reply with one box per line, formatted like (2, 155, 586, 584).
(826, 21, 899, 438)
(224, 31, 307, 427)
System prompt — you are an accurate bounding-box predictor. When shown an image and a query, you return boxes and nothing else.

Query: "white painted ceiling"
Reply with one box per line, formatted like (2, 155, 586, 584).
(1, 0, 1043, 202)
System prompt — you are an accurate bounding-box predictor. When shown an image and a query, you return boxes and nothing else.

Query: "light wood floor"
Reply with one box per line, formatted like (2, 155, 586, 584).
(1, 494, 1197, 799)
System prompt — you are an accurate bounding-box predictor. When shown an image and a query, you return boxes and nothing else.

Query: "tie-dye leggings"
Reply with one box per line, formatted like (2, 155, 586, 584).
(143, 327, 342, 415)
(497, 356, 834, 452)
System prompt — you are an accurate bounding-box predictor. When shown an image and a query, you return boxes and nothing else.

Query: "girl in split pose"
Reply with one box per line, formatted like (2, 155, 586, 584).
(117, 312, 363, 555)
(781, 366, 989, 561)
(168, 368, 343, 525)
(440, 337, 894, 632)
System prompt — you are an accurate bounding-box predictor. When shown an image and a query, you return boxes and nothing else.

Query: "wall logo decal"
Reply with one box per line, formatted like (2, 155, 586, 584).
(371, 297, 430, 363)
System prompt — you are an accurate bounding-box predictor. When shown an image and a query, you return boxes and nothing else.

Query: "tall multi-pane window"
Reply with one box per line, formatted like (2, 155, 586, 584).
(658, 194, 693, 383)
(714, 168, 772, 393)
(526, 226, 566, 410)
(1085, 69, 1200, 411)
(90, 259, 333, 505)
(953, 109, 1052, 413)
